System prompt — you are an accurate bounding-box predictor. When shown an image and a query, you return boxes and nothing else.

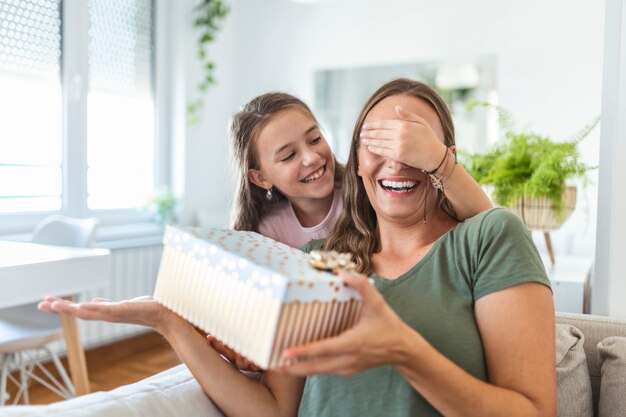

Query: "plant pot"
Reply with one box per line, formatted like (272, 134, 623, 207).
(505, 186, 577, 231)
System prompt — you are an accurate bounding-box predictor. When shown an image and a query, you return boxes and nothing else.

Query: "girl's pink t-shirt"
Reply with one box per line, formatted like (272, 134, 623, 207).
(257, 191, 342, 249)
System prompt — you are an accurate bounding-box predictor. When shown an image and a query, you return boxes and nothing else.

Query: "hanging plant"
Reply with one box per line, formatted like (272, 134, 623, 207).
(187, 0, 230, 125)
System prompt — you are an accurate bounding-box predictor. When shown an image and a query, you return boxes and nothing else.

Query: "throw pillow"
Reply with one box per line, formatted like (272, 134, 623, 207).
(598, 336, 626, 417)
(556, 323, 593, 417)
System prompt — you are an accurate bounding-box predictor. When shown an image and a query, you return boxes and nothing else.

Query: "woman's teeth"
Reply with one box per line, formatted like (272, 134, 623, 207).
(380, 179, 417, 192)
(303, 166, 325, 183)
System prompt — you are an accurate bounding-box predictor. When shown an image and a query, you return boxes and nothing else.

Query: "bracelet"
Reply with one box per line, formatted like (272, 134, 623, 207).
(428, 149, 457, 191)
(423, 146, 448, 175)
(441, 152, 458, 187)
(426, 148, 450, 191)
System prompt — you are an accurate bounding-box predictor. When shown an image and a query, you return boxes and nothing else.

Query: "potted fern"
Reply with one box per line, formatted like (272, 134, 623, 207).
(463, 103, 599, 264)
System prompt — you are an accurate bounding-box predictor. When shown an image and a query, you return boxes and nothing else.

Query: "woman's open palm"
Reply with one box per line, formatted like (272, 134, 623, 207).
(38, 295, 174, 331)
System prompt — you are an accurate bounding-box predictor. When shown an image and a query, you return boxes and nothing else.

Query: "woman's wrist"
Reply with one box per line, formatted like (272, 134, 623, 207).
(423, 142, 448, 173)
(390, 321, 430, 371)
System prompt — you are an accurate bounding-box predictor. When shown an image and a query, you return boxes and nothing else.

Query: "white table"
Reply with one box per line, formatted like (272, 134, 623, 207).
(541, 255, 593, 314)
(0, 241, 111, 395)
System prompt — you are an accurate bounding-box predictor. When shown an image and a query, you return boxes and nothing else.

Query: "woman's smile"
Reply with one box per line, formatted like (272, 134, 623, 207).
(377, 176, 421, 197)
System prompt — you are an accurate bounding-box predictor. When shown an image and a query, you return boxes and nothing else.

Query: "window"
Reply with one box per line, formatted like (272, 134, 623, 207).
(0, 0, 62, 214)
(0, 0, 159, 230)
(87, 0, 154, 210)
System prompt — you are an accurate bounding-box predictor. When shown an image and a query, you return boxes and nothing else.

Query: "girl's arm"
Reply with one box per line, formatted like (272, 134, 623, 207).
(360, 105, 493, 219)
(433, 152, 494, 220)
(279, 273, 556, 417)
(39, 296, 304, 417)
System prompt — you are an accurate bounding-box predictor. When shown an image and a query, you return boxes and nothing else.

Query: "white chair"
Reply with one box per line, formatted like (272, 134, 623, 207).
(0, 216, 97, 406)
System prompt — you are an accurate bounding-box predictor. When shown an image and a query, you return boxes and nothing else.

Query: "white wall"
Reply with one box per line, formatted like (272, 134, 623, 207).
(172, 0, 238, 227)
(185, 0, 605, 257)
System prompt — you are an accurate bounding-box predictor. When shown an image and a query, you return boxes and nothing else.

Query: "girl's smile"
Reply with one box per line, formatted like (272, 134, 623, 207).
(301, 163, 327, 183)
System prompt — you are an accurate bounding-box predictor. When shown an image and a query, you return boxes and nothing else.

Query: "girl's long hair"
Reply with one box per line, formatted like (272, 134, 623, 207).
(323, 79, 456, 274)
(229, 92, 344, 232)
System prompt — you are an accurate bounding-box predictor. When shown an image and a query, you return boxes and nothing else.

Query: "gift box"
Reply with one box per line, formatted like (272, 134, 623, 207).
(153, 226, 363, 369)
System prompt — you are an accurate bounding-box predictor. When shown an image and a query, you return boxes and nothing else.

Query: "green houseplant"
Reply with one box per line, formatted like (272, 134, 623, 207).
(146, 186, 178, 225)
(462, 103, 599, 263)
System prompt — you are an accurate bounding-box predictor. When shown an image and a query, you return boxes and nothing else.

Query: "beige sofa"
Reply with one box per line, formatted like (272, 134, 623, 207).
(1, 312, 625, 417)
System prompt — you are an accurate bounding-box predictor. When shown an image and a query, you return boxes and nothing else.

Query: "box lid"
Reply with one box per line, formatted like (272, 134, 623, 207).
(163, 226, 361, 303)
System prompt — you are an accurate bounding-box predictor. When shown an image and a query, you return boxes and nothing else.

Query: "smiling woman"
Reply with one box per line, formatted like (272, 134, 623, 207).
(290, 78, 556, 417)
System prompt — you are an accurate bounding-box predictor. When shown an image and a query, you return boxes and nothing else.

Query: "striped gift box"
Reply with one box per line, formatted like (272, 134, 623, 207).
(153, 226, 363, 369)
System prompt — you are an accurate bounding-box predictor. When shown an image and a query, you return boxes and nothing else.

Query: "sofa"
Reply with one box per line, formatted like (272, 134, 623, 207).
(1, 312, 625, 417)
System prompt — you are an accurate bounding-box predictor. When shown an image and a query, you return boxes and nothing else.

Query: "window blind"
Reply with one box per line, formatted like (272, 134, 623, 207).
(0, 0, 62, 213)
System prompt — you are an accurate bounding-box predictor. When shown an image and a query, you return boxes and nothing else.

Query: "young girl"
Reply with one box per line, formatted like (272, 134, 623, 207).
(228, 92, 492, 248)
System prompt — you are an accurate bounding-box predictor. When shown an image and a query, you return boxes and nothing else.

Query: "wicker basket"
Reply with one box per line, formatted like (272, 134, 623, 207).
(506, 186, 577, 231)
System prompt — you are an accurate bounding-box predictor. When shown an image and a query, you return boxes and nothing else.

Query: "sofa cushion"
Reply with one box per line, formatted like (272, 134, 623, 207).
(556, 323, 593, 417)
(0, 364, 225, 417)
(556, 311, 626, 414)
(597, 336, 626, 417)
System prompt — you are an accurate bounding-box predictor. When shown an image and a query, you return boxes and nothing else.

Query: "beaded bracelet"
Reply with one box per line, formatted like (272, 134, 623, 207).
(428, 149, 458, 191)
(424, 146, 449, 175)
(441, 152, 458, 187)
(428, 148, 450, 190)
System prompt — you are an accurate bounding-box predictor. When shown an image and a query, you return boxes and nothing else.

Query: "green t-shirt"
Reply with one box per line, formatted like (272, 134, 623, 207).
(298, 208, 551, 417)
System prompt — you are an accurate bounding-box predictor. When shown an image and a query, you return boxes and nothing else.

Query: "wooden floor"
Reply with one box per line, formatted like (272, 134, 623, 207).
(5, 331, 181, 405)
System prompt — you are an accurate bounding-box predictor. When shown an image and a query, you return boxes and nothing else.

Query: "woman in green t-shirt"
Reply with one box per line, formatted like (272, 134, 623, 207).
(281, 78, 556, 417)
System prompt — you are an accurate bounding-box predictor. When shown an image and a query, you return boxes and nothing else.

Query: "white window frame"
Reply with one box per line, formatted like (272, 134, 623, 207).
(0, 0, 172, 237)
(592, 0, 626, 317)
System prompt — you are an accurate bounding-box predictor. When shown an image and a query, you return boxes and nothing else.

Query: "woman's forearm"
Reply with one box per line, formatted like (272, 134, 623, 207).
(158, 315, 303, 417)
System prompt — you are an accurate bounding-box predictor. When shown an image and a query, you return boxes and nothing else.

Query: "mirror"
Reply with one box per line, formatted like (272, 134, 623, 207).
(314, 57, 497, 162)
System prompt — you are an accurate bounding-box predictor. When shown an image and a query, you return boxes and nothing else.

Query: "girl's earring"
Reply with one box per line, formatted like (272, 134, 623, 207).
(265, 187, 273, 200)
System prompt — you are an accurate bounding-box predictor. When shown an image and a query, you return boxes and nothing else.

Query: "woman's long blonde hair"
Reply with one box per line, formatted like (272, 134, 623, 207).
(323, 79, 457, 274)
(229, 92, 344, 232)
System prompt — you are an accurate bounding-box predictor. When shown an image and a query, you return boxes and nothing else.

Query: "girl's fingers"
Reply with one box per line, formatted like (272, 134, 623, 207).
(365, 145, 394, 159)
(208, 337, 239, 364)
(361, 119, 404, 130)
(49, 300, 78, 312)
(359, 138, 392, 149)
(360, 129, 396, 141)
(43, 296, 67, 304)
(396, 105, 430, 127)
(37, 301, 54, 312)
